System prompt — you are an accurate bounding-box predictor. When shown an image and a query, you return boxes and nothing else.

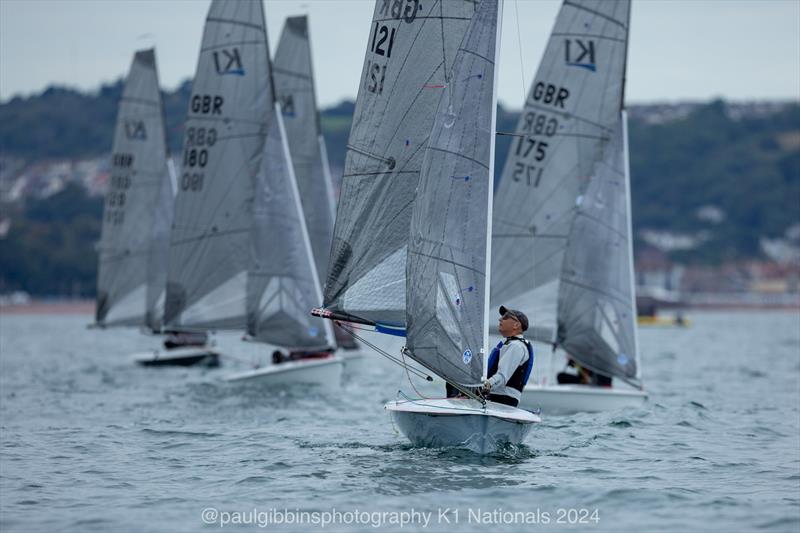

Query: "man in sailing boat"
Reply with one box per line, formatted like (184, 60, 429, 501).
(479, 307, 535, 407)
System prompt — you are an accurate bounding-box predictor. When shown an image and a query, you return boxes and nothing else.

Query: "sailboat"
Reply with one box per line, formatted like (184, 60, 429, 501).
(313, 0, 539, 454)
(271, 15, 362, 360)
(163, 0, 341, 387)
(491, 0, 647, 414)
(94, 48, 218, 367)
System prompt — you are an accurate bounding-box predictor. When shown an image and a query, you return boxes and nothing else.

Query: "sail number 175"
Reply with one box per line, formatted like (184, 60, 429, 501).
(512, 163, 543, 187)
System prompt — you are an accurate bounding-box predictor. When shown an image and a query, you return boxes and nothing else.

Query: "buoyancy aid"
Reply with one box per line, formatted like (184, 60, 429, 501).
(487, 336, 534, 393)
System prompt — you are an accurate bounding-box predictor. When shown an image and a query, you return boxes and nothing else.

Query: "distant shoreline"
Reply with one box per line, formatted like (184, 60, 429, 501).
(0, 299, 95, 315)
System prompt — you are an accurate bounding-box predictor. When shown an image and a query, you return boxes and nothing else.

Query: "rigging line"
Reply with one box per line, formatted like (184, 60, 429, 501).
(334, 323, 432, 381)
(400, 346, 431, 400)
(401, 346, 485, 403)
(513, 0, 527, 106)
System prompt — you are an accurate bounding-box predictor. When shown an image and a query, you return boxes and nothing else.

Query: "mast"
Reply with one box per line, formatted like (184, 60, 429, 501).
(622, 110, 641, 383)
(275, 100, 336, 348)
(483, 0, 504, 381)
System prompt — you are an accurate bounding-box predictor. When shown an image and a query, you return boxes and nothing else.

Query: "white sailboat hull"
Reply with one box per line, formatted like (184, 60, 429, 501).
(385, 398, 540, 454)
(340, 349, 365, 370)
(131, 346, 220, 367)
(520, 384, 647, 415)
(222, 356, 343, 388)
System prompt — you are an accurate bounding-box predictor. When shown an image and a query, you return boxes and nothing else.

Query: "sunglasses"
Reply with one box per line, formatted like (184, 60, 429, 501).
(501, 314, 519, 322)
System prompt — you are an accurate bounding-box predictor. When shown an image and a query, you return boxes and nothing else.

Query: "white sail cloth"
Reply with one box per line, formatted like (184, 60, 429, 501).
(491, 0, 639, 384)
(96, 49, 172, 331)
(166, 0, 331, 349)
(323, 0, 480, 327)
(406, 0, 499, 388)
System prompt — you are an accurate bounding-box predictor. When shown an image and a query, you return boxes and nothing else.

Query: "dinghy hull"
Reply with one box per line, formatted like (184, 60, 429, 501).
(385, 398, 539, 454)
(222, 356, 343, 388)
(520, 384, 647, 415)
(132, 347, 220, 367)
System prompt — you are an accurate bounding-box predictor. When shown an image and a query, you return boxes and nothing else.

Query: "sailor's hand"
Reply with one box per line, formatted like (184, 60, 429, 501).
(482, 379, 492, 392)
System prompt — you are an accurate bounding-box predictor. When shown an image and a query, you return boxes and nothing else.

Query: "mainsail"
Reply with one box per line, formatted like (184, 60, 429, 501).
(557, 111, 640, 384)
(491, 0, 630, 342)
(165, 0, 331, 349)
(406, 0, 500, 388)
(165, 0, 273, 330)
(491, 0, 638, 384)
(323, 0, 481, 327)
(273, 15, 337, 286)
(96, 49, 171, 330)
(246, 101, 333, 349)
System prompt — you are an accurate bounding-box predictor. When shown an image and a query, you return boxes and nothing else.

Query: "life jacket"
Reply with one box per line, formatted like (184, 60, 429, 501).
(487, 336, 535, 393)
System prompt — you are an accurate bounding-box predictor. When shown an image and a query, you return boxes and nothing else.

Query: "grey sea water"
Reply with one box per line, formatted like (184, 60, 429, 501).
(0, 310, 798, 532)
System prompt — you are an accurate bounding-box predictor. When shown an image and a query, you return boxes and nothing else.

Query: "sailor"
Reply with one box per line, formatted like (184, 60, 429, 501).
(557, 357, 612, 387)
(481, 306, 534, 407)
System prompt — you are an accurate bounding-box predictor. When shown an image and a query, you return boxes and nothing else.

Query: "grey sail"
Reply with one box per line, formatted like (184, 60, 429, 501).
(323, 0, 480, 327)
(96, 49, 169, 329)
(145, 159, 176, 332)
(406, 0, 499, 388)
(165, 0, 273, 330)
(557, 112, 639, 384)
(491, 0, 630, 344)
(273, 16, 337, 287)
(246, 102, 334, 349)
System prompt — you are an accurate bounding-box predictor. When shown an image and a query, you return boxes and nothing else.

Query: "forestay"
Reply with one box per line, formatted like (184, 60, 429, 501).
(96, 49, 170, 330)
(273, 16, 337, 287)
(165, 0, 273, 330)
(246, 102, 333, 349)
(406, 0, 499, 388)
(491, 0, 630, 344)
(558, 113, 640, 385)
(323, 0, 480, 327)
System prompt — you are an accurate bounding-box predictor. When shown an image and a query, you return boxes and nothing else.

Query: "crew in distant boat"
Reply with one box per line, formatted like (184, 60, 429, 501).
(557, 357, 612, 387)
(475, 306, 534, 407)
(272, 348, 334, 365)
(163, 330, 208, 350)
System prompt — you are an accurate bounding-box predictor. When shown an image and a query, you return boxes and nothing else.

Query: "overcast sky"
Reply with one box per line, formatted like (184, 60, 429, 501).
(1, 0, 798, 108)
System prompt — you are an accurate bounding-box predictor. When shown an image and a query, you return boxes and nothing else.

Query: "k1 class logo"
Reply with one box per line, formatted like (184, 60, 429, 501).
(124, 120, 146, 140)
(564, 39, 596, 72)
(213, 48, 245, 76)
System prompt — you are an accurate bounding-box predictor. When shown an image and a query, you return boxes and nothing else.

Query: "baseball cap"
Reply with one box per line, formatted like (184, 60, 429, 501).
(499, 305, 529, 331)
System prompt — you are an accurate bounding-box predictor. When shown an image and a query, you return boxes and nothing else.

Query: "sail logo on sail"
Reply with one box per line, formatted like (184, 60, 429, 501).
(124, 120, 146, 140)
(213, 48, 244, 76)
(564, 39, 596, 72)
(279, 94, 295, 117)
(377, 0, 420, 23)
